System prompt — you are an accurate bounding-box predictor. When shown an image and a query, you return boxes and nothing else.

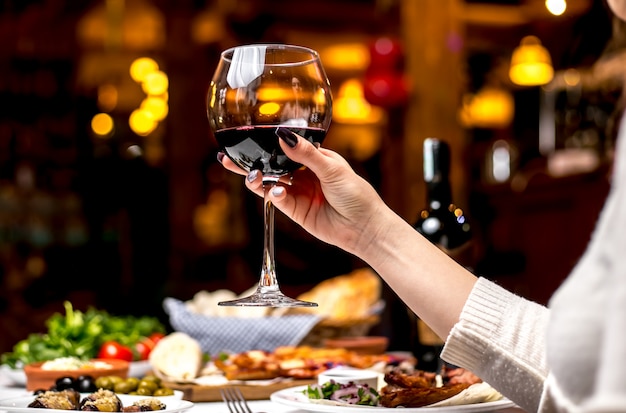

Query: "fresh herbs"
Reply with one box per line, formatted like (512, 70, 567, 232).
(1, 301, 166, 369)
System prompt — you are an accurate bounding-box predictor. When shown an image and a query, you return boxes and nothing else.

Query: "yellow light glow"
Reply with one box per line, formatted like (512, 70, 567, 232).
(563, 68, 581, 86)
(459, 87, 515, 129)
(509, 36, 554, 86)
(321, 43, 370, 71)
(142, 71, 169, 95)
(97, 84, 118, 112)
(129, 108, 157, 136)
(208, 82, 217, 108)
(258, 102, 281, 116)
(545, 0, 566, 16)
(314, 88, 327, 106)
(91, 113, 114, 137)
(130, 57, 159, 83)
(257, 87, 293, 102)
(333, 79, 384, 124)
(141, 96, 169, 120)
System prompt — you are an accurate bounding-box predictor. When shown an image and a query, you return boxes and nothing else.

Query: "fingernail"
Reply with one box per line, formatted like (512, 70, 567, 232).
(271, 186, 285, 196)
(275, 127, 298, 148)
(216, 152, 225, 164)
(247, 170, 259, 183)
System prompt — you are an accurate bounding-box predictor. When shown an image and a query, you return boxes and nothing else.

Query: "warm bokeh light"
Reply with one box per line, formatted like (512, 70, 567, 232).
(546, 0, 566, 16)
(257, 87, 292, 101)
(258, 102, 281, 116)
(333, 79, 384, 124)
(129, 108, 157, 136)
(563, 68, 581, 86)
(320, 43, 370, 71)
(91, 113, 114, 137)
(97, 84, 118, 112)
(509, 36, 554, 86)
(130, 57, 159, 83)
(458, 87, 515, 129)
(141, 96, 169, 120)
(141, 70, 168, 95)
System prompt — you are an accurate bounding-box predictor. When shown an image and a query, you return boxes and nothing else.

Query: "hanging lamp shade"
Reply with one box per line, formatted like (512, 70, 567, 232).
(509, 36, 554, 86)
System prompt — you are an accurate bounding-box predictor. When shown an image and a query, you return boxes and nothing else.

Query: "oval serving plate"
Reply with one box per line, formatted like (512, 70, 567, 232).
(0, 393, 191, 413)
(270, 385, 517, 413)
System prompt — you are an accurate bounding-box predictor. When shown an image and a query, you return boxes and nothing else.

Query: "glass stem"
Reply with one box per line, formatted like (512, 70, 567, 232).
(259, 181, 280, 294)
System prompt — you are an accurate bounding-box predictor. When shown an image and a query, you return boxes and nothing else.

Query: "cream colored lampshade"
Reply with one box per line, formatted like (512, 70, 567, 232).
(509, 36, 554, 86)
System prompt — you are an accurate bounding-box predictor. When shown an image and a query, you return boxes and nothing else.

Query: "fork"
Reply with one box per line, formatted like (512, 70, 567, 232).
(220, 387, 254, 413)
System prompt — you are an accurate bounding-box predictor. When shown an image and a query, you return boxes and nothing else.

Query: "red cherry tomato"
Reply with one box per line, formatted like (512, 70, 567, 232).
(98, 341, 134, 361)
(134, 340, 153, 361)
(149, 332, 165, 345)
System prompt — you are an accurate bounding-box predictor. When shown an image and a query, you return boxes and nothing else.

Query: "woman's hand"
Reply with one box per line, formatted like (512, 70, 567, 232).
(218, 128, 389, 256)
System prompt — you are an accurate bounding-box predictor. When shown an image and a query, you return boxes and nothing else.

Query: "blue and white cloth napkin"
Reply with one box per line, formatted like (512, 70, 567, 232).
(163, 297, 322, 356)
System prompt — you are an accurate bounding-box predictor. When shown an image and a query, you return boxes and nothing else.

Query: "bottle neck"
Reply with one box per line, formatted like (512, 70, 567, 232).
(423, 138, 452, 209)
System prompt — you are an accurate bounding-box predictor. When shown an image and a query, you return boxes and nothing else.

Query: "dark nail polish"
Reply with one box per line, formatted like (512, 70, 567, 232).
(275, 127, 298, 148)
(247, 170, 259, 182)
(217, 152, 225, 163)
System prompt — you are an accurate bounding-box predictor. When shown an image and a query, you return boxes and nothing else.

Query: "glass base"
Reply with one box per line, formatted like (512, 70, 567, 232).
(218, 291, 318, 308)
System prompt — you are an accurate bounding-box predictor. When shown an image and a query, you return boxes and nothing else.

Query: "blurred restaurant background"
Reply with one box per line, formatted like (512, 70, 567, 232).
(0, 0, 623, 354)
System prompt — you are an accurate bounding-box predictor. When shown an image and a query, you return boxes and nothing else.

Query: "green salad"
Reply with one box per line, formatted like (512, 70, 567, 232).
(1, 301, 166, 369)
(304, 380, 380, 406)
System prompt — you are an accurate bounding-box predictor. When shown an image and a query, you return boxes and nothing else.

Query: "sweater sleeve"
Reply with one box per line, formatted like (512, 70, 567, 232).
(441, 277, 550, 413)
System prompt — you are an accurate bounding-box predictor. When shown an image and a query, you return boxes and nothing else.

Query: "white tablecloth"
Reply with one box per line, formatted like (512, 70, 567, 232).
(0, 372, 527, 413)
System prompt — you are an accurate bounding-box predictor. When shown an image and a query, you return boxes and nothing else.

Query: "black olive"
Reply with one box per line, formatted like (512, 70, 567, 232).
(75, 375, 97, 393)
(55, 376, 76, 391)
(33, 389, 47, 395)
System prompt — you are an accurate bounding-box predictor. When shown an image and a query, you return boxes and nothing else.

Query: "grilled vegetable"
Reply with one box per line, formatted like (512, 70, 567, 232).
(79, 389, 123, 412)
(28, 389, 80, 410)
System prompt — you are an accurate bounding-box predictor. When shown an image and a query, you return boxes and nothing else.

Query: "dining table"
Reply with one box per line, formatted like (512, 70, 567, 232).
(0, 372, 528, 413)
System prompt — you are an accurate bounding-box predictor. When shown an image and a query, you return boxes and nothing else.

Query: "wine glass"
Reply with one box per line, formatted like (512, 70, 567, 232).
(206, 44, 333, 307)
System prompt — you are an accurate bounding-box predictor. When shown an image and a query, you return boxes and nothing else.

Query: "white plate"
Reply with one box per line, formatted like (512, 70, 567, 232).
(270, 385, 517, 412)
(0, 366, 26, 386)
(0, 393, 192, 413)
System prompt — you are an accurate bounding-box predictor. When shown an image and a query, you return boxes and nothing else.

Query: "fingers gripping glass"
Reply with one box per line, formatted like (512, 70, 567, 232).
(206, 44, 332, 307)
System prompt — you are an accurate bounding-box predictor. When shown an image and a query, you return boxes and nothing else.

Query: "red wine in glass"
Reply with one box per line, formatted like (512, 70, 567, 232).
(215, 126, 326, 177)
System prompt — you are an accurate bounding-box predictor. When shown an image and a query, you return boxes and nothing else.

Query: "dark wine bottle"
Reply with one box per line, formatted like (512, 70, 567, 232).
(410, 137, 473, 372)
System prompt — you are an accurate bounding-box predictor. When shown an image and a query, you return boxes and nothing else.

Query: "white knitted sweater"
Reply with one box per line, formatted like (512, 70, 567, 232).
(442, 113, 626, 413)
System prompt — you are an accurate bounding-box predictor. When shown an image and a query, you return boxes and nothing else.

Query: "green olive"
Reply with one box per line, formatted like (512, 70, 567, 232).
(142, 375, 161, 385)
(109, 376, 124, 385)
(153, 388, 174, 397)
(114, 381, 134, 394)
(135, 387, 153, 396)
(138, 380, 158, 393)
(124, 377, 140, 392)
(95, 376, 114, 391)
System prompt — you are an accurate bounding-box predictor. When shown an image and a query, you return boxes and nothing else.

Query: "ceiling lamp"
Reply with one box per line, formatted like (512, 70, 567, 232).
(509, 36, 554, 86)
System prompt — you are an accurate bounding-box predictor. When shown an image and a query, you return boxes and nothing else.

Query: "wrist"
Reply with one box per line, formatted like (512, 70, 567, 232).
(355, 206, 409, 266)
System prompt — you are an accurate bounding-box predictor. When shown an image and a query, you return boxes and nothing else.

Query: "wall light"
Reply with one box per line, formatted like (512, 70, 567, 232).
(458, 87, 515, 129)
(509, 36, 554, 86)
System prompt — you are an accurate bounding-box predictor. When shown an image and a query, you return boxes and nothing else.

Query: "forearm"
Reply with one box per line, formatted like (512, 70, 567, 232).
(354, 206, 477, 341)
(442, 278, 549, 412)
